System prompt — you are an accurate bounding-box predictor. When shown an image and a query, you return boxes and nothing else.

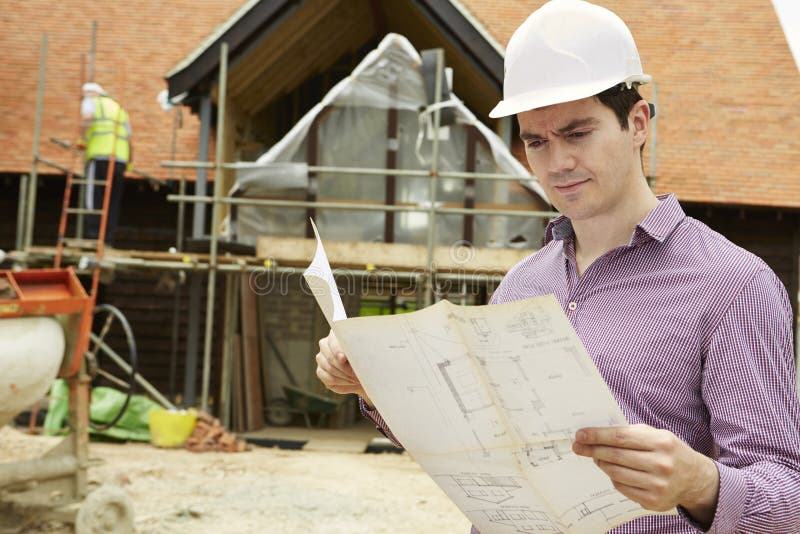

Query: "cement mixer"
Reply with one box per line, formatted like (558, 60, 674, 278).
(0, 316, 64, 427)
(0, 268, 135, 533)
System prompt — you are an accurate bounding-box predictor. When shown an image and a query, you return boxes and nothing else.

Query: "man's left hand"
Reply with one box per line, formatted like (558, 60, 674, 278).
(573, 424, 719, 527)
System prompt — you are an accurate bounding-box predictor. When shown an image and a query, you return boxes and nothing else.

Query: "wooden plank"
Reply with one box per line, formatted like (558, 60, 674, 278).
(231, 334, 245, 433)
(257, 237, 534, 273)
(464, 125, 477, 243)
(256, 294, 274, 404)
(306, 111, 321, 238)
(240, 274, 265, 430)
(385, 104, 398, 243)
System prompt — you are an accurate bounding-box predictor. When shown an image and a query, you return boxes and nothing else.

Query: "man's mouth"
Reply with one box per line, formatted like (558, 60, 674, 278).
(554, 179, 590, 192)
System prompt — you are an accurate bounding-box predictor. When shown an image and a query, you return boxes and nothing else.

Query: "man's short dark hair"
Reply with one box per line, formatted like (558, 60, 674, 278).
(596, 84, 643, 130)
(596, 83, 647, 161)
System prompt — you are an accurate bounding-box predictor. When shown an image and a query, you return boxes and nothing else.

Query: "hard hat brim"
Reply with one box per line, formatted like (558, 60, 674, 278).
(489, 74, 651, 118)
(81, 82, 108, 96)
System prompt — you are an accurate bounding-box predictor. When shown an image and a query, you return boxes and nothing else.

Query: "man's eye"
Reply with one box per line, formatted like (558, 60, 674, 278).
(526, 139, 545, 150)
(569, 130, 590, 139)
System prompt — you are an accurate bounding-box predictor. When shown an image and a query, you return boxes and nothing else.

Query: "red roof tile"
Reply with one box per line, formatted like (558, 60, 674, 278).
(2, 0, 798, 208)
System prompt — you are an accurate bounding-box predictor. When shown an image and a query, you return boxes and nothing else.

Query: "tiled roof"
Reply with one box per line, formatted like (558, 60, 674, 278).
(461, 0, 800, 208)
(2, 0, 798, 208)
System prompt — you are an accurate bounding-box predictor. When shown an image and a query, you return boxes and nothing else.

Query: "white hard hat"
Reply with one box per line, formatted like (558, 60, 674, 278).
(82, 82, 107, 95)
(489, 0, 651, 118)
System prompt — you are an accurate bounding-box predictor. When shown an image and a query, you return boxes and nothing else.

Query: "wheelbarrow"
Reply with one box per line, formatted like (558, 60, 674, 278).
(261, 331, 342, 428)
(265, 385, 343, 428)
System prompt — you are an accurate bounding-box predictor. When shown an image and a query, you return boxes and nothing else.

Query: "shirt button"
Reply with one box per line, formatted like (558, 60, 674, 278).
(567, 301, 577, 311)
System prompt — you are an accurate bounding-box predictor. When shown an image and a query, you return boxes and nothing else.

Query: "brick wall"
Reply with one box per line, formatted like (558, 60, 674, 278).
(0, 0, 245, 180)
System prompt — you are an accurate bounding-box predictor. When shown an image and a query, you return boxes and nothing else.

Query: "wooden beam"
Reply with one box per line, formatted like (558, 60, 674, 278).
(464, 125, 477, 244)
(306, 112, 321, 238)
(227, 0, 344, 97)
(257, 236, 534, 273)
(238, 0, 374, 114)
(385, 104, 398, 243)
(240, 274, 265, 430)
(231, 334, 245, 432)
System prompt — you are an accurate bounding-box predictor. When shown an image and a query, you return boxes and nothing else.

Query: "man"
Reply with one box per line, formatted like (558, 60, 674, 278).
(315, 1, 800, 532)
(79, 82, 132, 246)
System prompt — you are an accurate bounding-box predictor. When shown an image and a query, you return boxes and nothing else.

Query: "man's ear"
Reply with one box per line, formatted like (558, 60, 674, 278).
(630, 100, 650, 148)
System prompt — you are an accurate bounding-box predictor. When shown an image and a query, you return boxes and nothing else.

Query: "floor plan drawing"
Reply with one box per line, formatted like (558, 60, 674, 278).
(516, 440, 570, 468)
(505, 306, 555, 340)
(559, 490, 646, 532)
(469, 316, 495, 345)
(329, 295, 676, 533)
(477, 508, 563, 533)
(447, 474, 523, 504)
(438, 358, 494, 418)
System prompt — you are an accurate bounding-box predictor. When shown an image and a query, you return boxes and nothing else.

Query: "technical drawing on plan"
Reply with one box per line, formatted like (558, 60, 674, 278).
(303, 222, 677, 532)
(331, 295, 678, 533)
(477, 507, 562, 534)
(323, 291, 677, 532)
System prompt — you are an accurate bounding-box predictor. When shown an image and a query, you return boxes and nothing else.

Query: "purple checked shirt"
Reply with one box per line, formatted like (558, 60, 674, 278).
(362, 194, 800, 533)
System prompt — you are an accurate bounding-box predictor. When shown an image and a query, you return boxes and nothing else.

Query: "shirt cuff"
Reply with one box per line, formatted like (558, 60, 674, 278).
(358, 396, 403, 448)
(678, 461, 747, 533)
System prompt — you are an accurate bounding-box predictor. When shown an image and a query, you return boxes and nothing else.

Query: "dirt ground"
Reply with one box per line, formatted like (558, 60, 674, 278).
(0, 425, 471, 533)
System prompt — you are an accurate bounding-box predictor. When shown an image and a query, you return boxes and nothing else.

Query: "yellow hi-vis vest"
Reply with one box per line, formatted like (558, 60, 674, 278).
(85, 96, 130, 163)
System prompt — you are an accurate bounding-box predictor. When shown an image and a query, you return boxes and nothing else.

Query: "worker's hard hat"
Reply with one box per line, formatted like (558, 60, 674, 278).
(82, 82, 107, 95)
(489, 0, 651, 118)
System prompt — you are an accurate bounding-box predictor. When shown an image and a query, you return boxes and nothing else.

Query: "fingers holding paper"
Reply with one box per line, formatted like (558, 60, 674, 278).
(572, 424, 719, 526)
(315, 330, 373, 407)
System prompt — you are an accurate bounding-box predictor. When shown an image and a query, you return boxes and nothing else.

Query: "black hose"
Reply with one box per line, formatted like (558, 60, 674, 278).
(89, 304, 138, 431)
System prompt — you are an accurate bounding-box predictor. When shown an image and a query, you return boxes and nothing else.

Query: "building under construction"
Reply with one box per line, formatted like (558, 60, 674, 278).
(3, 0, 800, 422)
(2, 1, 800, 526)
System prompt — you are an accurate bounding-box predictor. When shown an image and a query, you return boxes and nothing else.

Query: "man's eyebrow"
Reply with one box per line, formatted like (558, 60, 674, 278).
(557, 117, 599, 134)
(519, 117, 599, 140)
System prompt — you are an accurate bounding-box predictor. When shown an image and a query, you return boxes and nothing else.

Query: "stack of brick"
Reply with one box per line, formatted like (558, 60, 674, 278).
(185, 411, 250, 453)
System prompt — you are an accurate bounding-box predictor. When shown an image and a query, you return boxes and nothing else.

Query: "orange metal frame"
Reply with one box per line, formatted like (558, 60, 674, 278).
(0, 268, 94, 377)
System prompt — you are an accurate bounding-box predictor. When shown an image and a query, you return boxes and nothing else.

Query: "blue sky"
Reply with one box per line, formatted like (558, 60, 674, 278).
(773, 0, 800, 71)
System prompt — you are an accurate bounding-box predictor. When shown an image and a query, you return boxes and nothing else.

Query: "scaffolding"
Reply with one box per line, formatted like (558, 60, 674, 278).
(13, 38, 561, 423)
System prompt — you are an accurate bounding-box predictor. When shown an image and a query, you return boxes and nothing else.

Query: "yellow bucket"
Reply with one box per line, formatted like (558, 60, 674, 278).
(148, 408, 197, 448)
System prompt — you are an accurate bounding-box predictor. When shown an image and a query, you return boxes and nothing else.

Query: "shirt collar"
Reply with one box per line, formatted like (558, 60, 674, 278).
(544, 193, 686, 246)
(633, 193, 686, 244)
(544, 215, 573, 244)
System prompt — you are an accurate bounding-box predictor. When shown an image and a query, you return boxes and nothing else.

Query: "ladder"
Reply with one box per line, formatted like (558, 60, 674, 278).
(54, 93, 124, 302)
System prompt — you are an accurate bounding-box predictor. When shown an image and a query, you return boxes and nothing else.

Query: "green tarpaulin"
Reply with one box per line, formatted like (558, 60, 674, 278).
(43, 379, 161, 441)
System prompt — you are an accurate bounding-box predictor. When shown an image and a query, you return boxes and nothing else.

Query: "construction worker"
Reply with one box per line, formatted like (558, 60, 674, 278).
(79, 82, 132, 246)
(315, 0, 800, 532)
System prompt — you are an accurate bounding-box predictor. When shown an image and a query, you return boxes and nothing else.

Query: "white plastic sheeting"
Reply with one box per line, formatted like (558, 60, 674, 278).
(229, 33, 549, 250)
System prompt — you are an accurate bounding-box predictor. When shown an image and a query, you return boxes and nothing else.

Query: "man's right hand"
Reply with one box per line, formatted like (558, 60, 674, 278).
(315, 330, 373, 407)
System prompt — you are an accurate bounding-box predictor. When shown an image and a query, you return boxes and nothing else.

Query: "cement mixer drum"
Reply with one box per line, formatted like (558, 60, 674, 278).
(0, 317, 65, 427)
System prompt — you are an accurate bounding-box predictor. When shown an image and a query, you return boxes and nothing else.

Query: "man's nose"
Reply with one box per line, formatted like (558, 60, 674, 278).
(548, 139, 577, 175)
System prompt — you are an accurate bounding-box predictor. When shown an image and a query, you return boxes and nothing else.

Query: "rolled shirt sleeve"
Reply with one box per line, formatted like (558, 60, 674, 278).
(700, 269, 800, 532)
